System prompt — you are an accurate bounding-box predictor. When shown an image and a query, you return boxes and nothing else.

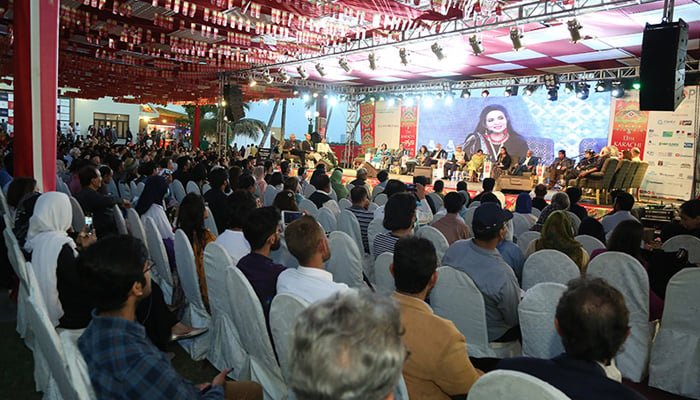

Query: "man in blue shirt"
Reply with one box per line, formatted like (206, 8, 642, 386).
(78, 235, 261, 400)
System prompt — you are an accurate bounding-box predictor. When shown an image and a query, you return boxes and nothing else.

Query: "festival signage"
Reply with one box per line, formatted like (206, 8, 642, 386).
(374, 101, 402, 148)
(359, 101, 375, 152)
(608, 96, 649, 158)
(399, 105, 418, 156)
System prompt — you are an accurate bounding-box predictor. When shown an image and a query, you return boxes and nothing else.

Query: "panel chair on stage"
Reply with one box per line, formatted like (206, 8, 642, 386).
(629, 162, 649, 201)
(576, 158, 619, 205)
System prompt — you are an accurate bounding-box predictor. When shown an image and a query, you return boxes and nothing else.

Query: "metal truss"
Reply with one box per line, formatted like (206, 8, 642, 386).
(344, 96, 359, 167)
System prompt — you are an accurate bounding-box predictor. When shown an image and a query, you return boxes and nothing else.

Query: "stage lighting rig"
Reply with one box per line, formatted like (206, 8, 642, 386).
(481, 90, 490, 97)
(510, 27, 525, 51)
(524, 85, 538, 96)
(469, 35, 485, 55)
(279, 70, 291, 82)
(564, 83, 574, 94)
(431, 42, 445, 60)
(297, 65, 309, 80)
(547, 87, 558, 101)
(461, 89, 471, 98)
(262, 70, 274, 84)
(315, 63, 326, 77)
(576, 82, 590, 100)
(611, 81, 625, 97)
(568, 19, 583, 43)
(339, 58, 352, 73)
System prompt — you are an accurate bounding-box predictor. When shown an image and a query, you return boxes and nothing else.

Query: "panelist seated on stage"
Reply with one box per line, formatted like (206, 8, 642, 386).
(467, 149, 486, 182)
(491, 146, 512, 180)
(512, 150, 539, 176)
(371, 143, 392, 168)
(443, 145, 467, 180)
(548, 149, 574, 189)
(283, 133, 306, 165)
(566, 149, 599, 182)
(314, 137, 337, 167)
(427, 143, 448, 167)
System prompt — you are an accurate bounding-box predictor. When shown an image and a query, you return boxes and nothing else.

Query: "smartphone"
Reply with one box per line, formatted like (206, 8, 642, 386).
(281, 210, 303, 229)
(84, 215, 93, 234)
(406, 183, 416, 191)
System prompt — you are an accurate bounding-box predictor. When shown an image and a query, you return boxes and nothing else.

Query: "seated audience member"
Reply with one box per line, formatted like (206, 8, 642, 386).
(349, 167, 373, 198)
(392, 236, 482, 399)
(347, 186, 374, 253)
(280, 160, 291, 178)
(532, 184, 548, 211)
(660, 199, 700, 241)
(252, 165, 267, 197)
(228, 166, 242, 191)
(374, 179, 433, 225)
(296, 166, 309, 190)
(498, 278, 645, 400)
(512, 150, 538, 176)
(601, 192, 637, 236)
(215, 191, 255, 262)
(532, 191, 570, 232)
(203, 167, 230, 236)
(75, 164, 131, 238)
(514, 192, 537, 227)
(237, 207, 287, 320)
(480, 194, 521, 270)
(268, 171, 284, 191)
(77, 236, 261, 400)
(176, 193, 216, 311)
(578, 217, 606, 244)
(374, 169, 390, 193)
(433, 180, 445, 199)
(591, 220, 664, 321)
(283, 176, 304, 205)
(442, 203, 520, 342)
(456, 180, 469, 201)
(526, 210, 588, 274)
(277, 215, 349, 304)
(308, 174, 340, 215)
(566, 187, 588, 222)
(471, 178, 495, 203)
(287, 291, 406, 400)
(374, 193, 417, 257)
(237, 174, 256, 195)
(330, 168, 347, 199)
(273, 190, 299, 212)
(432, 192, 470, 245)
(6, 177, 37, 217)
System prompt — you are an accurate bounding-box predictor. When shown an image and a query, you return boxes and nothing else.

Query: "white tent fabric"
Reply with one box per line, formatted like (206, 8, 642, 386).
(373, 193, 388, 206)
(337, 210, 363, 253)
(367, 218, 389, 257)
(170, 179, 186, 204)
(574, 234, 606, 255)
(186, 180, 201, 195)
(298, 198, 319, 217)
(662, 234, 700, 264)
(144, 216, 174, 305)
(325, 231, 365, 288)
(203, 243, 249, 378)
(112, 205, 128, 235)
(519, 282, 567, 359)
(69, 196, 85, 232)
(126, 208, 149, 251)
(173, 230, 211, 361)
(416, 225, 449, 261)
(565, 211, 581, 233)
(269, 293, 310, 375)
(302, 183, 316, 198)
(521, 249, 581, 291)
(373, 252, 395, 296)
(468, 370, 571, 400)
(427, 192, 444, 211)
(5, 228, 29, 339)
(338, 198, 352, 210)
(518, 231, 541, 254)
(587, 251, 651, 383)
(649, 268, 700, 398)
(263, 185, 280, 207)
(204, 205, 218, 237)
(316, 207, 337, 233)
(512, 213, 536, 238)
(430, 266, 521, 358)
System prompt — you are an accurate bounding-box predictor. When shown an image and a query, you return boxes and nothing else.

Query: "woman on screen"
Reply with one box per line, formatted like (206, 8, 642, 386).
(463, 104, 528, 162)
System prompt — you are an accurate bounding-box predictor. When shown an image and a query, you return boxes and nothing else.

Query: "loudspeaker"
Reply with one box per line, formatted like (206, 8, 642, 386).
(223, 84, 245, 121)
(639, 19, 688, 111)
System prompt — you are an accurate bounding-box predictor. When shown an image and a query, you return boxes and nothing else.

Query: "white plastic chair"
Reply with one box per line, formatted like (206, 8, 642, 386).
(574, 234, 605, 255)
(468, 370, 571, 400)
(202, 183, 212, 195)
(345, 183, 355, 194)
(587, 251, 651, 382)
(337, 209, 364, 253)
(316, 207, 337, 233)
(58, 328, 97, 400)
(519, 282, 567, 358)
(518, 231, 541, 254)
(135, 181, 145, 199)
(338, 197, 352, 210)
(270, 238, 299, 269)
(118, 182, 131, 201)
(204, 205, 218, 237)
(263, 185, 280, 207)
(173, 230, 211, 361)
(302, 183, 316, 198)
(186, 180, 201, 195)
(374, 193, 388, 206)
(431, 266, 521, 358)
(367, 218, 389, 257)
(298, 198, 319, 217)
(69, 196, 85, 232)
(368, 202, 379, 212)
(522, 249, 581, 291)
(463, 206, 476, 231)
(427, 192, 444, 211)
(416, 225, 449, 261)
(56, 179, 71, 196)
(143, 216, 174, 305)
(325, 231, 365, 288)
(170, 179, 186, 204)
(129, 181, 139, 201)
(648, 268, 700, 398)
(112, 205, 128, 235)
(512, 213, 536, 238)
(662, 234, 700, 264)
(468, 200, 481, 209)
(5, 228, 29, 339)
(531, 207, 541, 217)
(373, 252, 395, 296)
(126, 208, 148, 251)
(269, 293, 310, 375)
(565, 211, 581, 233)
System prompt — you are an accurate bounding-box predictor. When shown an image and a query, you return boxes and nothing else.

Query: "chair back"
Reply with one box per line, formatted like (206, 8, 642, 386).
(345, 183, 355, 194)
(118, 182, 131, 201)
(416, 225, 449, 261)
(587, 251, 651, 382)
(135, 181, 145, 199)
(329, 187, 338, 201)
(574, 234, 605, 255)
(468, 200, 481, 209)
(204, 205, 218, 237)
(512, 213, 535, 238)
(531, 207, 541, 218)
(325, 231, 364, 288)
(171, 179, 187, 203)
(427, 192, 444, 211)
(337, 210, 363, 254)
(69, 196, 85, 232)
(270, 294, 311, 375)
(522, 249, 580, 291)
(374, 193, 388, 206)
(202, 183, 212, 195)
(630, 162, 649, 191)
(519, 282, 567, 358)
(565, 211, 581, 233)
(204, 243, 236, 319)
(143, 216, 174, 302)
(56, 179, 71, 196)
(648, 268, 700, 398)
(610, 159, 631, 190)
(368, 218, 389, 257)
(661, 234, 700, 264)
(263, 185, 280, 207)
(5, 228, 27, 286)
(129, 181, 138, 201)
(338, 197, 352, 210)
(302, 183, 316, 198)
(368, 202, 379, 212)
(517, 231, 541, 254)
(622, 161, 640, 190)
(317, 207, 337, 233)
(468, 370, 572, 400)
(373, 252, 395, 296)
(126, 208, 148, 251)
(113, 205, 128, 235)
(298, 198, 319, 217)
(186, 180, 201, 195)
(463, 206, 476, 232)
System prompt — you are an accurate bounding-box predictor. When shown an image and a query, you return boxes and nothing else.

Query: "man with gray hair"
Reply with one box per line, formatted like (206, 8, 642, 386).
(349, 167, 373, 198)
(532, 191, 570, 232)
(287, 291, 407, 400)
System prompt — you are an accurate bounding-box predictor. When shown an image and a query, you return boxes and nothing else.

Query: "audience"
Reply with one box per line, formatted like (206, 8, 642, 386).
(277, 215, 349, 304)
(329, 168, 347, 199)
(392, 236, 482, 399)
(203, 167, 230, 234)
(532, 191, 570, 232)
(526, 210, 588, 273)
(601, 191, 637, 236)
(432, 192, 470, 245)
(287, 291, 405, 400)
(471, 178, 495, 203)
(272, 190, 299, 212)
(660, 199, 700, 242)
(514, 192, 537, 227)
(283, 176, 304, 205)
(253, 165, 267, 196)
(374, 179, 433, 225)
(75, 164, 131, 238)
(566, 187, 588, 221)
(532, 184, 548, 211)
(308, 173, 340, 215)
(433, 180, 445, 199)
(135, 175, 174, 241)
(578, 217, 607, 244)
(347, 186, 374, 254)
(374, 193, 417, 256)
(498, 278, 644, 400)
(215, 191, 255, 262)
(349, 167, 372, 198)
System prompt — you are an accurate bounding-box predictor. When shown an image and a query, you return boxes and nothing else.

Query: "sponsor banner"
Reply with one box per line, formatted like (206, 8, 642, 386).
(609, 98, 649, 157)
(359, 101, 375, 152)
(374, 101, 402, 149)
(399, 105, 419, 157)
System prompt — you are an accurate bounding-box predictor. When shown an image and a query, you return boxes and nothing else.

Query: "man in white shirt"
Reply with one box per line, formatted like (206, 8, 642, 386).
(277, 215, 349, 304)
(215, 190, 254, 262)
(373, 179, 433, 225)
(601, 191, 639, 237)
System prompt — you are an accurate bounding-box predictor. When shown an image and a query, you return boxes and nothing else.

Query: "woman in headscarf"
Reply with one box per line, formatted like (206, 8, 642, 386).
(330, 168, 348, 199)
(525, 210, 588, 273)
(136, 175, 173, 241)
(514, 192, 538, 226)
(531, 191, 570, 232)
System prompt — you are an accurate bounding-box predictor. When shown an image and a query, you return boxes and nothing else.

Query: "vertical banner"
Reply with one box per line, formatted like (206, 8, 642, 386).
(609, 96, 650, 157)
(399, 105, 418, 156)
(359, 101, 375, 152)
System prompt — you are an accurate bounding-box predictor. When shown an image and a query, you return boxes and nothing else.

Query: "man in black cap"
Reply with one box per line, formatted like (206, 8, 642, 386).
(442, 203, 521, 342)
(566, 149, 598, 184)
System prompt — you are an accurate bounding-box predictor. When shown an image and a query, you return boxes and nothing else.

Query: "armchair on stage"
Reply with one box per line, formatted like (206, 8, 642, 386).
(572, 160, 649, 205)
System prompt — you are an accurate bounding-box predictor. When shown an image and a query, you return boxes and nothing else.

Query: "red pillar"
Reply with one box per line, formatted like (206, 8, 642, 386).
(193, 103, 200, 149)
(13, 0, 59, 192)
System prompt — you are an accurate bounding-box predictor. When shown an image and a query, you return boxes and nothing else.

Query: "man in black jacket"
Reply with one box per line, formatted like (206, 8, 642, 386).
(74, 165, 130, 239)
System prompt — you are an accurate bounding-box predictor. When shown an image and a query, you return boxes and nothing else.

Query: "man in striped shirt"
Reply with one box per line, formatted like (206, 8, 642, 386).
(348, 186, 374, 254)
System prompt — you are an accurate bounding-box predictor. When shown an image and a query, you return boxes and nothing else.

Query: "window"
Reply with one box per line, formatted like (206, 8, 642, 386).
(93, 113, 130, 138)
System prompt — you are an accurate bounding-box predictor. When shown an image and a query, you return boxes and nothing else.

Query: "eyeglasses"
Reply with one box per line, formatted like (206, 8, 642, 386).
(144, 260, 156, 274)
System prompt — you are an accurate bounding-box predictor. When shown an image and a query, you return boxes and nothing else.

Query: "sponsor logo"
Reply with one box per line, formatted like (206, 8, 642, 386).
(657, 161, 664, 166)
(658, 142, 680, 147)
(681, 163, 691, 168)
(684, 143, 694, 148)
(647, 151, 655, 156)
(680, 120, 692, 126)
(662, 131, 674, 137)
(658, 120, 676, 125)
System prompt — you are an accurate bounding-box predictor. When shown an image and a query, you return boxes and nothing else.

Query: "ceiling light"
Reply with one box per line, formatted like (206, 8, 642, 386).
(297, 65, 309, 80)
(481, 90, 490, 97)
(575, 82, 590, 100)
(595, 80, 607, 92)
(329, 96, 338, 106)
(293, 89, 299, 96)
(312, 92, 319, 98)
(567, 19, 583, 43)
(504, 86, 518, 97)
(246, 76, 257, 87)
(315, 63, 326, 77)
(564, 83, 574, 94)
(279, 70, 291, 82)
(423, 96, 434, 107)
(262, 70, 274, 84)
(431, 42, 445, 61)
(460, 89, 471, 98)
(524, 85, 538, 96)
(399, 48, 409, 65)
(543, 74, 559, 89)
(611, 81, 625, 98)
(302, 93, 310, 101)
(405, 97, 414, 107)
(339, 58, 352, 73)
(368, 53, 377, 70)
(388, 97, 396, 107)
(510, 27, 525, 51)
(469, 35, 485, 55)
(547, 87, 559, 101)
(445, 94, 454, 105)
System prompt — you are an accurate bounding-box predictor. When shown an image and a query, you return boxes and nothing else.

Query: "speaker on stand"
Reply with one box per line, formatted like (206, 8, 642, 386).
(639, 19, 688, 111)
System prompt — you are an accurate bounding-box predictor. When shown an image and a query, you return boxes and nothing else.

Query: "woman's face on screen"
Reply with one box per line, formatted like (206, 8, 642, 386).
(485, 110, 507, 134)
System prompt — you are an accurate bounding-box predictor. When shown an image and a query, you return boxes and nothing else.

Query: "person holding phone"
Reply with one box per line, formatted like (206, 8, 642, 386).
(74, 164, 131, 239)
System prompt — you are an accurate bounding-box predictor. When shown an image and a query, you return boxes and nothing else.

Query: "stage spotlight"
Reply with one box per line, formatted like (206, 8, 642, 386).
(575, 82, 590, 100)
(460, 89, 471, 98)
(262, 70, 274, 84)
(405, 97, 415, 107)
(312, 92, 319, 98)
(481, 90, 490, 97)
(510, 27, 525, 51)
(368, 52, 377, 70)
(595, 80, 607, 92)
(611, 81, 625, 97)
(328, 96, 338, 106)
(246, 76, 257, 87)
(323, 94, 329, 99)
(423, 96, 434, 107)
(379, 95, 386, 101)
(564, 82, 574, 94)
(315, 63, 326, 77)
(544, 74, 559, 89)
(293, 89, 300, 96)
(567, 19, 583, 43)
(504, 86, 518, 97)
(431, 42, 445, 61)
(399, 48, 409, 65)
(469, 35, 485, 55)
(369, 95, 376, 102)
(297, 65, 309, 80)
(547, 87, 559, 101)
(445, 94, 454, 105)
(302, 93, 310, 101)
(388, 97, 396, 107)
(524, 85, 538, 96)
(279, 70, 291, 82)
(339, 58, 352, 73)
